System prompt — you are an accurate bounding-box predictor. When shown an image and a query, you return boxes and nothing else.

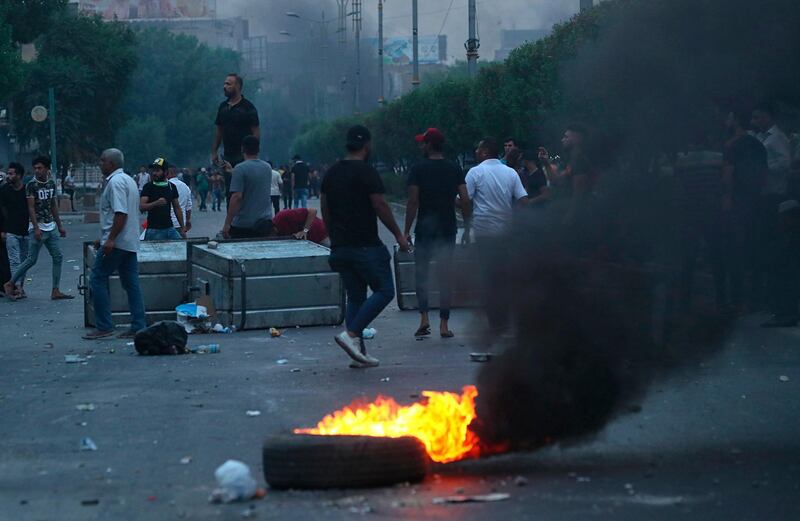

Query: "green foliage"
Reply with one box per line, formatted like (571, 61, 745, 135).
(119, 27, 240, 167)
(0, 8, 23, 101)
(294, 0, 800, 170)
(12, 11, 137, 163)
(116, 115, 174, 172)
(4, 0, 67, 44)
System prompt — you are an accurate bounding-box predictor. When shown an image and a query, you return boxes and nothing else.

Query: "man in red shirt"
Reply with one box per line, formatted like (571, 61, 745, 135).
(271, 207, 329, 247)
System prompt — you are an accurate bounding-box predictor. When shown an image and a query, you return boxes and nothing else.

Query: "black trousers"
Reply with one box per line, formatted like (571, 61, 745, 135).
(414, 235, 455, 320)
(271, 195, 281, 216)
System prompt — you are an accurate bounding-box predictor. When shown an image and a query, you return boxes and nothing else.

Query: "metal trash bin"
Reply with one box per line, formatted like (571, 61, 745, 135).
(190, 240, 344, 330)
(80, 238, 208, 327)
(393, 244, 481, 311)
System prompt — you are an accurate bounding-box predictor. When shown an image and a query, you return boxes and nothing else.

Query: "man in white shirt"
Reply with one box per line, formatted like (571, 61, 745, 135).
(752, 104, 792, 195)
(135, 166, 150, 193)
(464, 138, 528, 336)
(83, 148, 146, 340)
(464, 138, 529, 242)
(269, 161, 283, 216)
(168, 164, 192, 235)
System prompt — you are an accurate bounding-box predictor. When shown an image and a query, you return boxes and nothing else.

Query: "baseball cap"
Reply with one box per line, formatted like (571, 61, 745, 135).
(150, 157, 167, 169)
(415, 128, 445, 146)
(346, 125, 371, 148)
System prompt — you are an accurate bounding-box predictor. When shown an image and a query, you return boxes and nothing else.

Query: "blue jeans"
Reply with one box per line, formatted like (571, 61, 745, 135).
(294, 188, 309, 209)
(10, 229, 63, 289)
(91, 248, 146, 333)
(144, 227, 181, 241)
(329, 245, 395, 335)
(5, 233, 30, 287)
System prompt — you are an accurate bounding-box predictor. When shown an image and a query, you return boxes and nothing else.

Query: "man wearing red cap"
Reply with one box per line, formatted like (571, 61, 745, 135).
(404, 128, 472, 338)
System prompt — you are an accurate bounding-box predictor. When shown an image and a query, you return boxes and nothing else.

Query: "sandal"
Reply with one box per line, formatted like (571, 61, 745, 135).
(414, 325, 431, 337)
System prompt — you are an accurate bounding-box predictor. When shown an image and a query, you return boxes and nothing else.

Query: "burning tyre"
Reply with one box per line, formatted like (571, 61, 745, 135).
(262, 434, 429, 489)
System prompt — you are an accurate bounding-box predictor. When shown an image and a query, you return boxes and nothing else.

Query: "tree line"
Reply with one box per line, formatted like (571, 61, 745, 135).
(292, 0, 800, 173)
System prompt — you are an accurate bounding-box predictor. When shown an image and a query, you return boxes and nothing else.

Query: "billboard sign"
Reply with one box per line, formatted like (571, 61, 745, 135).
(369, 36, 444, 65)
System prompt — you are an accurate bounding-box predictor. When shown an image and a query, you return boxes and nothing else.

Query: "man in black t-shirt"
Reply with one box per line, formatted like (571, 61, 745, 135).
(140, 158, 185, 241)
(0, 163, 30, 297)
(211, 73, 260, 201)
(321, 125, 411, 368)
(291, 155, 310, 209)
(403, 128, 472, 338)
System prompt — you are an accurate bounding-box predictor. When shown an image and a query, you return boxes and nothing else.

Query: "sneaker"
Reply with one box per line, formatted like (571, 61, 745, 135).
(82, 329, 115, 340)
(335, 331, 370, 364)
(349, 358, 380, 369)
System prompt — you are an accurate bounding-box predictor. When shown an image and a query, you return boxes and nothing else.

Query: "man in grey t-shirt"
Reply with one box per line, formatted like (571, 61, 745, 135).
(222, 135, 273, 239)
(83, 148, 146, 340)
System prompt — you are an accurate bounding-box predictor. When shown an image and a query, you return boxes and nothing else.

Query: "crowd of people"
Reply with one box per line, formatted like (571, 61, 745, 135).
(3, 70, 800, 366)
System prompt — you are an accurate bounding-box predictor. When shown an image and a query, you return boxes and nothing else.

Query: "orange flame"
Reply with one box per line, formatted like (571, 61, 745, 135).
(294, 385, 481, 463)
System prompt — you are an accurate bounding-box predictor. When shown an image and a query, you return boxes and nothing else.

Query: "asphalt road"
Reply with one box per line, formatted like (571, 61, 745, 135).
(0, 202, 798, 521)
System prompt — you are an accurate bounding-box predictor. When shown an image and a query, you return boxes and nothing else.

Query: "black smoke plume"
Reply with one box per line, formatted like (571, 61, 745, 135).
(470, 0, 800, 450)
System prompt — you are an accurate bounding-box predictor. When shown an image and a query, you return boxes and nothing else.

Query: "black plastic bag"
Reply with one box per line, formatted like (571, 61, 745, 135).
(134, 321, 189, 356)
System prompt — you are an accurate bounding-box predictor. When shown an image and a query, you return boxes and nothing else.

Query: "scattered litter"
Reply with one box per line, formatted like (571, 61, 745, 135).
(269, 327, 281, 337)
(514, 476, 528, 487)
(75, 403, 96, 412)
(362, 328, 377, 339)
(67, 259, 77, 263)
(276, 359, 288, 365)
(80, 437, 98, 451)
(73, 266, 81, 271)
(290, 368, 301, 373)
(245, 410, 261, 417)
(180, 456, 192, 465)
(190, 344, 220, 354)
(213, 323, 234, 334)
(577, 476, 592, 483)
(126, 342, 134, 346)
(209, 460, 264, 503)
(176, 303, 211, 334)
(469, 352, 493, 363)
(432, 493, 510, 504)
(65, 355, 87, 364)
(80, 499, 99, 506)
(207, 241, 219, 250)
(381, 377, 391, 382)
(779, 375, 790, 382)
(43, 342, 54, 348)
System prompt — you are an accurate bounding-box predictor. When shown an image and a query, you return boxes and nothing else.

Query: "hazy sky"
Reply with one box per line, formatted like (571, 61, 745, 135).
(219, 0, 582, 62)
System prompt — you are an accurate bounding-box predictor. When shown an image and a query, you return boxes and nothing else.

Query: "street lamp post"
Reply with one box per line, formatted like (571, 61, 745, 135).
(466, 0, 479, 78)
(412, 0, 420, 88)
(353, 0, 362, 113)
(378, 0, 386, 105)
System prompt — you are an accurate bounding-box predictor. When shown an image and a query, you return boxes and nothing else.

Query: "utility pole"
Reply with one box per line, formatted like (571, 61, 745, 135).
(412, 0, 420, 88)
(466, 0, 479, 78)
(353, 0, 362, 113)
(378, 0, 385, 104)
(321, 10, 329, 118)
(48, 87, 57, 182)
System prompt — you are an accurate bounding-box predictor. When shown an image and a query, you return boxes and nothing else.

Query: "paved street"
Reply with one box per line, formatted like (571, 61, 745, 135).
(1, 204, 799, 521)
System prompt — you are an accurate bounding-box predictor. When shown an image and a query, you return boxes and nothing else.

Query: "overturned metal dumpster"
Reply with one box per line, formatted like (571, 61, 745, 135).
(393, 244, 481, 311)
(190, 240, 344, 330)
(80, 239, 207, 327)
